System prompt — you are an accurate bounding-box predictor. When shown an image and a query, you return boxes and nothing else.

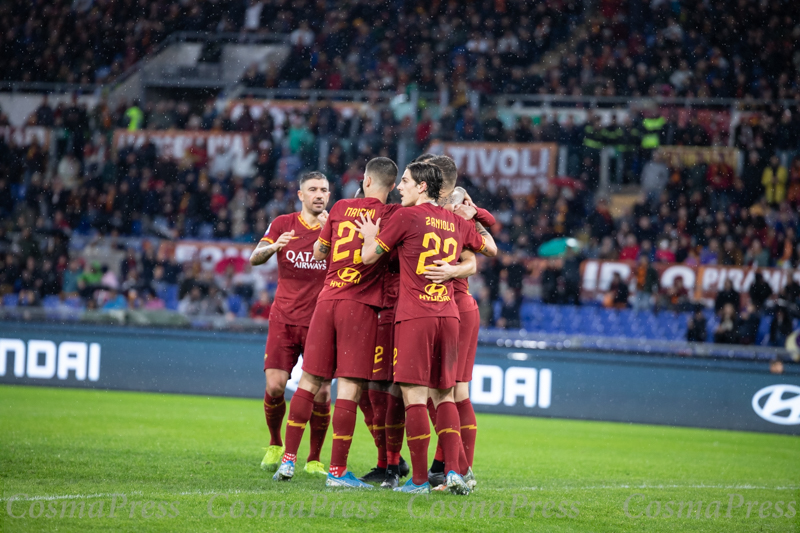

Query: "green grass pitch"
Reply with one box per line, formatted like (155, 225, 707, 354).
(1, 385, 798, 532)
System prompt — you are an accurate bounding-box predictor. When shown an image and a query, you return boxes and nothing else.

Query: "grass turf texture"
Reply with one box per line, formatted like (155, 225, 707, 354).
(1, 386, 798, 532)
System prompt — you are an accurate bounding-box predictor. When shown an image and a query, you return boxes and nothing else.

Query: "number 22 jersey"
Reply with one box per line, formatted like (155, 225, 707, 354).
(375, 202, 486, 323)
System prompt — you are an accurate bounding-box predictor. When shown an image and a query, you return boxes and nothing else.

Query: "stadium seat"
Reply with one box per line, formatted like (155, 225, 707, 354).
(42, 296, 60, 309)
(2, 294, 18, 308)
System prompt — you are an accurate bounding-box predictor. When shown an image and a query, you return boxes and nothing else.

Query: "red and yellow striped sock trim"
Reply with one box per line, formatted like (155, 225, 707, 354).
(406, 433, 430, 441)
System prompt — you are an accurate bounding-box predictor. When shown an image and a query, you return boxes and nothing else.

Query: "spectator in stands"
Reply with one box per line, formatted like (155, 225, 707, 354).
(736, 304, 761, 345)
(632, 255, 658, 311)
(686, 310, 707, 343)
(769, 307, 793, 348)
(714, 303, 739, 344)
(715, 280, 740, 315)
(619, 234, 639, 261)
(744, 240, 769, 267)
(497, 288, 521, 330)
(102, 289, 127, 310)
(762, 156, 788, 207)
(654, 239, 676, 263)
(661, 276, 691, 312)
(249, 290, 272, 321)
(720, 237, 744, 266)
(749, 273, 773, 311)
(178, 286, 204, 316)
(477, 287, 494, 328)
(604, 272, 629, 309)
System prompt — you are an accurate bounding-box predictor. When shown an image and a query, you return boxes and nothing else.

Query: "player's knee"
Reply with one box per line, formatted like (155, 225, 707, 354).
(265, 382, 286, 398)
(313, 385, 331, 403)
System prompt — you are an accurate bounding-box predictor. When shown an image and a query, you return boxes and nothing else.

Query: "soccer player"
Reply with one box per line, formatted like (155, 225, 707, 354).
(357, 162, 497, 495)
(273, 157, 402, 487)
(250, 172, 332, 476)
(423, 155, 497, 488)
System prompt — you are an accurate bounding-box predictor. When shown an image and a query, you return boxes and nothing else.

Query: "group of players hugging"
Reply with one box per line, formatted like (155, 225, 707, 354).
(250, 154, 498, 495)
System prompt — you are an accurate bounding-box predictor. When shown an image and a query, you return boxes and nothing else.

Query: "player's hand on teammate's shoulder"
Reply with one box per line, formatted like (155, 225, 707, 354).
(354, 213, 380, 238)
(274, 230, 295, 251)
(453, 203, 477, 220)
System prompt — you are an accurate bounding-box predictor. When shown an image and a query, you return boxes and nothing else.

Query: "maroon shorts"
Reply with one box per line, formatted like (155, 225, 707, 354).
(264, 321, 308, 373)
(457, 307, 480, 382)
(303, 299, 378, 380)
(393, 317, 459, 390)
(371, 321, 394, 382)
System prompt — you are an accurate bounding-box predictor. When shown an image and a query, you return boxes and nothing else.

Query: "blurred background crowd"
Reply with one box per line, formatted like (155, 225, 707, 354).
(2, 0, 800, 349)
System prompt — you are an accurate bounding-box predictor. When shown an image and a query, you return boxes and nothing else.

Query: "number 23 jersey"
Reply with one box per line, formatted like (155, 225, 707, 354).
(316, 197, 401, 307)
(375, 202, 486, 322)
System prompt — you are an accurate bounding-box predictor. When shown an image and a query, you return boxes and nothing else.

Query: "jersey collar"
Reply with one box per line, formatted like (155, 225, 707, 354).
(297, 213, 320, 231)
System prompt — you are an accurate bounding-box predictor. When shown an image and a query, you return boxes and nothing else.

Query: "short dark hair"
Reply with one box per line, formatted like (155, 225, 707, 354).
(299, 171, 328, 187)
(364, 157, 398, 189)
(413, 153, 437, 163)
(429, 155, 458, 191)
(406, 162, 443, 201)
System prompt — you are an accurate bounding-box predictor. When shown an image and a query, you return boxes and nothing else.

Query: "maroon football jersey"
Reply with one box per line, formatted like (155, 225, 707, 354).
(375, 203, 485, 322)
(261, 212, 328, 325)
(453, 208, 495, 313)
(316, 198, 400, 308)
(378, 250, 401, 324)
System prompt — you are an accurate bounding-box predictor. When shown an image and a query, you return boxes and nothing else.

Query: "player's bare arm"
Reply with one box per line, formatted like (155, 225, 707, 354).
(250, 230, 295, 266)
(313, 240, 331, 262)
(424, 250, 477, 284)
(475, 221, 498, 257)
(354, 213, 383, 265)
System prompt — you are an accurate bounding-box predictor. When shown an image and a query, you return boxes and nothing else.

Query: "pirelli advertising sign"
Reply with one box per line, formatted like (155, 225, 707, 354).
(427, 142, 558, 196)
(580, 260, 800, 305)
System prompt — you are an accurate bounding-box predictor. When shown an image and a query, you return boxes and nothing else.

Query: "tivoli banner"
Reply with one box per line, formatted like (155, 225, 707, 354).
(427, 141, 558, 196)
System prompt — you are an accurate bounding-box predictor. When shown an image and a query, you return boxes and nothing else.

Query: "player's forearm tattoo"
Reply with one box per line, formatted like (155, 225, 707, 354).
(375, 246, 385, 255)
(475, 221, 490, 237)
(250, 243, 276, 266)
(318, 243, 330, 255)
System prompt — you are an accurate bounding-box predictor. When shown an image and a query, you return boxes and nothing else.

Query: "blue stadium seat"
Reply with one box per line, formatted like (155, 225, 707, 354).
(2, 294, 17, 308)
(164, 285, 179, 310)
(227, 295, 247, 317)
(42, 296, 60, 309)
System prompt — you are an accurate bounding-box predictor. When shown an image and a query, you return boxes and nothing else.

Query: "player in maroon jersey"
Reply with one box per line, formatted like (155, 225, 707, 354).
(357, 162, 497, 495)
(274, 157, 405, 486)
(250, 172, 332, 475)
(422, 155, 497, 489)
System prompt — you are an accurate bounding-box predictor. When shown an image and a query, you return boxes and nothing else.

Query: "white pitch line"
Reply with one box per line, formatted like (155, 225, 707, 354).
(0, 492, 143, 502)
(3, 485, 798, 502)
(482, 485, 800, 492)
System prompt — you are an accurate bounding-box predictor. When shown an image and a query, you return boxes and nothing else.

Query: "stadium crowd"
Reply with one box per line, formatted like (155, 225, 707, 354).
(2, 0, 800, 346)
(4, 0, 799, 102)
(3, 90, 800, 344)
(0, 0, 580, 92)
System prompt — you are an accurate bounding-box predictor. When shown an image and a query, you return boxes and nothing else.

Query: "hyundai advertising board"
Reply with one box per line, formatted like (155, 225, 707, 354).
(1, 323, 798, 435)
